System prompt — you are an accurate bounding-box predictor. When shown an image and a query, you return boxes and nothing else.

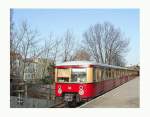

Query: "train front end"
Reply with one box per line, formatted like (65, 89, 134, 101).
(55, 61, 94, 106)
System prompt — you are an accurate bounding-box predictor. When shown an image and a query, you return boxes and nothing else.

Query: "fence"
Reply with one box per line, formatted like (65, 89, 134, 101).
(10, 96, 62, 108)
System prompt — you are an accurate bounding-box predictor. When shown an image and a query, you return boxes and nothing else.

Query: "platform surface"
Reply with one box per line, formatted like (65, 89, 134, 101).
(80, 77, 139, 108)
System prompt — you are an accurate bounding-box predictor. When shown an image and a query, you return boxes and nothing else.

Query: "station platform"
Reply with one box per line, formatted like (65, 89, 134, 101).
(79, 77, 139, 108)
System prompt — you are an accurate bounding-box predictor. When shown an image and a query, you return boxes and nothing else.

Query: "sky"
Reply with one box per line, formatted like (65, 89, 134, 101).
(12, 9, 139, 66)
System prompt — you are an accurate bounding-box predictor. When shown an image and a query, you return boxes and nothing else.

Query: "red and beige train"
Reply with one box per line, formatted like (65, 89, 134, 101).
(55, 61, 138, 106)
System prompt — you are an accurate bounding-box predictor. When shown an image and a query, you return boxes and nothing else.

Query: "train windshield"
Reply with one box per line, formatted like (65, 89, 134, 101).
(57, 68, 87, 83)
(71, 68, 86, 83)
(57, 68, 70, 83)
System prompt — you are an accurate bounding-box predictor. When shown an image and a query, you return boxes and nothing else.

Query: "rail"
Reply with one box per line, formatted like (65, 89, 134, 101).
(50, 102, 65, 108)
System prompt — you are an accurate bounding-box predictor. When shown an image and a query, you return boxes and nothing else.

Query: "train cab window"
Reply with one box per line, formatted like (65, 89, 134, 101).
(57, 68, 70, 77)
(71, 68, 86, 83)
(57, 68, 70, 83)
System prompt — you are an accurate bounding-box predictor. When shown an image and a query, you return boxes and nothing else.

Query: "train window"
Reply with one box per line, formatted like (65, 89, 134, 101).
(108, 69, 109, 79)
(113, 69, 115, 79)
(117, 70, 119, 78)
(93, 68, 97, 82)
(96, 69, 99, 81)
(120, 70, 122, 77)
(116, 70, 118, 78)
(106, 69, 109, 80)
(57, 68, 70, 78)
(111, 69, 114, 79)
(101, 69, 104, 81)
(121, 70, 122, 77)
(57, 77, 69, 83)
(104, 69, 106, 80)
(109, 68, 111, 79)
(98, 69, 102, 81)
(101, 68, 105, 81)
(115, 69, 117, 79)
(93, 68, 102, 82)
(57, 68, 70, 83)
(105, 69, 108, 80)
(96, 69, 98, 81)
(96, 68, 102, 82)
(71, 68, 86, 83)
(115, 70, 117, 78)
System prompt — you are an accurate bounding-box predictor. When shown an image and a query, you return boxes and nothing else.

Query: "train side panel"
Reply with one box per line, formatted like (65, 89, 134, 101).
(55, 75, 133, 101)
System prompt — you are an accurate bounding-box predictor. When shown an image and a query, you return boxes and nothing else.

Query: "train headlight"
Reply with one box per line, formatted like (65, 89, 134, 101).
(58, 86, 62, 94)
(79, 86, 84, 95)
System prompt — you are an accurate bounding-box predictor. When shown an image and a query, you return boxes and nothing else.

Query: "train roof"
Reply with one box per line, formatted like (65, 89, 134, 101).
(56, 61, 133, 70)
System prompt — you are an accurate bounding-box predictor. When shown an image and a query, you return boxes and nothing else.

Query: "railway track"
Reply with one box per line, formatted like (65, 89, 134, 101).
(50, 101, 85, 108)
(51, 102, 66, 108)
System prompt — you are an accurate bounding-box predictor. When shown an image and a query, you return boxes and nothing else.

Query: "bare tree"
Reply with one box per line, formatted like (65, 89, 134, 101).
(10, 20, 43, 81)
(37, 33, 61, 79)
(10, 9, 16, 76)
(10, 9, 14, 52)
(72, 49, 91, 61)
(10, 9, 25, 79)
(19, 21, 39, 80)
(50, 37, 61, 64)
(10, 19, 43, 97)
(37, 39, 52, 80)
(83, 22, 129, 66)
(61, 30, 75, 62)
(113, 54, 126, 66)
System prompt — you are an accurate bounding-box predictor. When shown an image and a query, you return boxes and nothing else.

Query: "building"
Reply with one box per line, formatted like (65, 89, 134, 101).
(10, 51, 53, 97)
(23, 58, 53, 82)
(10, 51, 25, 96)
(10, 51, 22, 79)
